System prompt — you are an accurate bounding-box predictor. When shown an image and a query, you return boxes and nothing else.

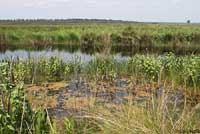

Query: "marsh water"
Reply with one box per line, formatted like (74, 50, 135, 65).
(0, 48, 132, 118)
(0, 49, 129, 62)
(1, 48, 199, 119)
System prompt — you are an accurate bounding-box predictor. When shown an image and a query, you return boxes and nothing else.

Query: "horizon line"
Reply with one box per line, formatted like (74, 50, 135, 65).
(0, 18, 197, 24)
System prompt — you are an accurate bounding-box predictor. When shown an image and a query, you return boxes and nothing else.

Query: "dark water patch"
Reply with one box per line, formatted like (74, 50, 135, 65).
(134, 87, 200, 110)
(67, 78, 92, 97)
(47, 108, 85, 119)
(115, 90, 129, 97)
(115, 79, 129, 88)
(111, 44, 200, 56)
(47, 89, 62, 96)
(2, 42, 200, 57)
(32, 90, 42, 97)
(134, 96, 151, 107)
(56, 94, 68, 109)
(94, 97, 128, 106)
(40, 79, 130, 118)
(28, 78, 200, 119)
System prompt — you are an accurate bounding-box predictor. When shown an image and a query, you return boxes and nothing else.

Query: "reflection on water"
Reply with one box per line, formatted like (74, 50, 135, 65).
(0, 49, 129, 62)
(1, 43, 199, 58)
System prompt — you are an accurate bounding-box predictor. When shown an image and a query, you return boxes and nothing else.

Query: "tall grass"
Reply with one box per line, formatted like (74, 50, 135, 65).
(1, 23, 200, 54)
(80, 89, 200, 134)
(0, 34, 7, 50)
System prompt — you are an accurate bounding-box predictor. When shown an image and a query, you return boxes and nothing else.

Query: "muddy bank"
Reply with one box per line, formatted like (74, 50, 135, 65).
(25, 77, 200, 119)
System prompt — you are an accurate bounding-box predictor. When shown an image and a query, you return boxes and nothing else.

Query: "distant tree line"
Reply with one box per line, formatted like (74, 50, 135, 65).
(0, 19, 138, 24)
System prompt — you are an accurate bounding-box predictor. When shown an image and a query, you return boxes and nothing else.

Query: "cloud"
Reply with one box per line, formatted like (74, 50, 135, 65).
(84, 0, 121, 7)
(23, 0, 71, 8)
(171, 0, 182, 4)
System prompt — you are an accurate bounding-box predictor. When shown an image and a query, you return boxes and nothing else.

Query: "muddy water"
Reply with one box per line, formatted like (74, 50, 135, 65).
(0, 48, 131, 118)
(25, 77, 200, 119)
(26, 78, 131, 118)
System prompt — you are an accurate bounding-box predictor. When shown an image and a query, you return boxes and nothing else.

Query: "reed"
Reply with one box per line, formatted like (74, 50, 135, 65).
(1, 23, 200, 54)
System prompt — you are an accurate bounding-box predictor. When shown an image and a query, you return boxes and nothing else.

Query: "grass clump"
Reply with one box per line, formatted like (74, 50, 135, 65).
(83, 92, 200, 134)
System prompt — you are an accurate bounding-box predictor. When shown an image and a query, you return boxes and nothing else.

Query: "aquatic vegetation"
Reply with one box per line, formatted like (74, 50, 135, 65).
(0, 83, 51, 134)
(127, 54, 200, 88)
(182, 55, 200, 89)
(1, 21, 200, 133)
(7, 33, 21, 42)
(68, 32, 80, 43)
(85, 57, 118, 81)
(64, 64, 71, 80)
(46, 57, 64, 81)
(13, 59, 27, 82)
(1, 53, 200, 133)
(1, 54, 200, 88)
(0, 34, 7, 50)
(128, 55, 162, 80)
(0, 63, 51, 134)
(1, 23, 200, 54)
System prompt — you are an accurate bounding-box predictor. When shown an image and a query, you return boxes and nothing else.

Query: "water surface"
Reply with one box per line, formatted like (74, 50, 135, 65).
(0, 49, 129, 62)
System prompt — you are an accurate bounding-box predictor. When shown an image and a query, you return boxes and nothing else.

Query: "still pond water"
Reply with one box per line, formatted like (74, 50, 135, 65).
(0, 49, 129, 62)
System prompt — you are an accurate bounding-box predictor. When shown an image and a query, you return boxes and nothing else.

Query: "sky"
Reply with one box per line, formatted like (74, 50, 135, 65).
(0, 0, 199, 22)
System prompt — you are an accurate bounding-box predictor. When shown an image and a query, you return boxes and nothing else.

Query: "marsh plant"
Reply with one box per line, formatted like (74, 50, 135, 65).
(128, 55, 162, 80)
(0, 63, 51, 134)
(84, 94, 200, 134)
(1, 54, 200, 133)
(85, 57, 118, 81)
(2, 24, 200, 54)
(1, 54, 200, 88)
(2, 22, 200, 134)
